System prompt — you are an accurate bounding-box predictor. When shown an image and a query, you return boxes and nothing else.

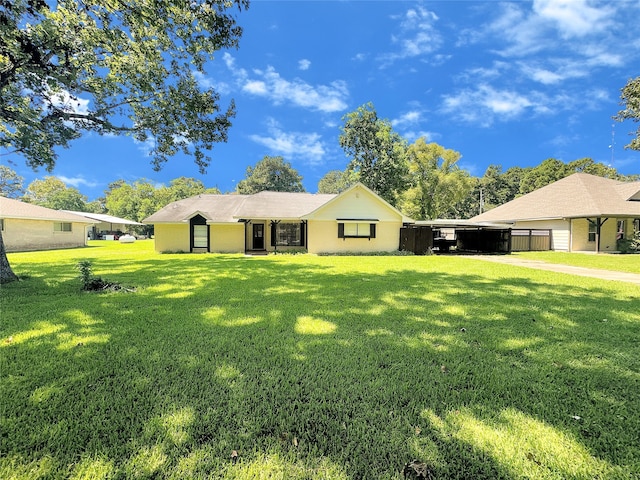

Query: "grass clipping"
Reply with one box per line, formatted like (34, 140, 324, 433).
(76, 260, 135, 292)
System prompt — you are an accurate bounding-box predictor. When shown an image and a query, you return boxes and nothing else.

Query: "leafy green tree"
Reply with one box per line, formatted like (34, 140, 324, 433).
(85, 198, 107, 214)
(105, 179, 156, 223)
(519, 158, 571, 195)
(399, 138, 472, 220)
(0, 0, 248, 173)
(0, 165, 25, 198)
(164, 177, 206, 202)
(0, 0, 249, 284)
(317, 170, 352, 194)
(339, 103, 407, 206)
(23, 176, 87, 210)
(616, 76, 640, 151)
(568, 158, 627, 179)
(236, 156, 304, 194)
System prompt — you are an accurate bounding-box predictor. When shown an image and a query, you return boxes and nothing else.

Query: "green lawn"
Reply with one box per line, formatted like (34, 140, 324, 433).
(1, 241, 639, 479)
(514, 251, 640, 274)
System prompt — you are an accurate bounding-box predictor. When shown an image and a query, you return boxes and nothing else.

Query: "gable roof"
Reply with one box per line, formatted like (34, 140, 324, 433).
(64, 211, 144, 226)
(471, 173, 640, 223)
(302, 182, 412, 222)
(0, 197, 94, 223)
(143, 191, 338, 224)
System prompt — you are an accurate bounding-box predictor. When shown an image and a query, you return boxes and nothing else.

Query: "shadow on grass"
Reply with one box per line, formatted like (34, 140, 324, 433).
(1, 253, 639, 478)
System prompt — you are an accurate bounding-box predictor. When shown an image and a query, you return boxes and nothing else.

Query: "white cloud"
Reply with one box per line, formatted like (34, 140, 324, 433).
(380, 5, 442, 66)
(222, 54, 347, 113)
(249, 119, 325, 165)
(46, 89, 90, 116)
(240, 66, 348, 113)
(391, 110, 422, 128)
(57, 175, 99, 188)
(403, 130, 436, 143)
(441, 85, 535, 126)
(298, 59, 311, 71)
(533, 0, 614, 38)
(242, 80, 268, 95)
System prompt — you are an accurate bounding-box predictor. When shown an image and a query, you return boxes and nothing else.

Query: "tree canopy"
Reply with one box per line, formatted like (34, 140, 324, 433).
(317, 170, 352, 194)
(399, 139, 471, 220)
(23, 176, 87, 210)
(0, 165, 25, 198)
(0, 0, 249, 173)
(339, 103, 407, 206)
(236, 156, 304, 194)
(616, 76, 640, 151)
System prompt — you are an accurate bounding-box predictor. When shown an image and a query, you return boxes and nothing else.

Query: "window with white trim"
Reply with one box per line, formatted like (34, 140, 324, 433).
(587, 222, 596, 242)
(338, 222, 376, 239)
(54, 222, 72, 232)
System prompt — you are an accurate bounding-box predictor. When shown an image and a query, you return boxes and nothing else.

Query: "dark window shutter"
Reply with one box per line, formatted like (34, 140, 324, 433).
(370, 223, 376, 238)
(338, 223, 344, 238)
(270, 222, 276, 246)
(300, 222, 306, 246)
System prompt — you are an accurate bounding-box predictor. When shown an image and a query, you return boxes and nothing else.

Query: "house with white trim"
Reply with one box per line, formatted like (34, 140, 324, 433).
(471, 173, 640, 252)
(143, 183, 412, 254)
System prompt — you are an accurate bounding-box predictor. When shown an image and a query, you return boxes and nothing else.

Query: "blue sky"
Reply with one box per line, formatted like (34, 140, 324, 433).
(4, 0, 640, 200)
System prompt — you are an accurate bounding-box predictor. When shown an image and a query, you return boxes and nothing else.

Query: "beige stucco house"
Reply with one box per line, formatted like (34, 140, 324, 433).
(471, 173, 640, 252)
(143, 183, 411, 254)
(0, 197, 94, 252)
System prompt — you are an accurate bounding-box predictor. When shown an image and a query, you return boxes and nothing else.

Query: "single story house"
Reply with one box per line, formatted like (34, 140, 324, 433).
(0, 197, 95, 252)
(470, 173, 640, 252)
(143, 183, 412, 254)
(64, 211, 144, 239)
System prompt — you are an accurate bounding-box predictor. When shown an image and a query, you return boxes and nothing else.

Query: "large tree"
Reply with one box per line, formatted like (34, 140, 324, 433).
(0, 0, 248, 283)
(0, 165, 25, 198)
(23, 176, 87, 210)
(236, 156, 304, 194)
(317, 169, 352, 194)
(399, 138, 471, 220)
(339, 103, 407, 206)
(616, 76, 640, 151)
(1, 0, 248, 173)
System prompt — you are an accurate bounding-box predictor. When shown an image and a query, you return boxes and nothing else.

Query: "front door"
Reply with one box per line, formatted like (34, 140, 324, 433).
(252, 223, 265, 250)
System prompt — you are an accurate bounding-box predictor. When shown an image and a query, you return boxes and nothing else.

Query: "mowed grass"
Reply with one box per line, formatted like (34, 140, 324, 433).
(514, 251, 640, 274)
(1, 241, 639, 479)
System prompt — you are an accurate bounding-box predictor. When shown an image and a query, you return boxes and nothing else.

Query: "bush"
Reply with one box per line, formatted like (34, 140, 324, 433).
(75, 260, 132, 291)
(617, 232, 640, 254)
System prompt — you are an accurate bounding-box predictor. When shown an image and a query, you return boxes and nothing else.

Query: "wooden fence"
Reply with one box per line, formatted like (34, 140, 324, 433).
(511, 229, 552, 251)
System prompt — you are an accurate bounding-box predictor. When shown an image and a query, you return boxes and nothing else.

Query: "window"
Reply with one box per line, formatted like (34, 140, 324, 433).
(274, 223, 302, 246)
(338, 222, 376, 239)
(0, 219, 3, 231)
(587, 222, 596, 242)
(193, 225, 208, 248)
(617, 220, 626, 240)
(54, 222, 72, 232)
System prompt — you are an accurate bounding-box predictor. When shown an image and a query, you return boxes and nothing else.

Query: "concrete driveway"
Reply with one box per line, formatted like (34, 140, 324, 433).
(473, 255, 640, 286)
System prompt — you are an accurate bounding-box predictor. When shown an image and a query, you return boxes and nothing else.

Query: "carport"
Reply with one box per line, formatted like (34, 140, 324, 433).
(400, 220, 514, 255)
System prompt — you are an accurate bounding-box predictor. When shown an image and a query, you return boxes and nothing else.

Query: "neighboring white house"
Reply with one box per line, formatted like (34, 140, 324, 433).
(0, 197, 94, 252)
(471, 173, 640, 252)
(143, 183, 412, 254)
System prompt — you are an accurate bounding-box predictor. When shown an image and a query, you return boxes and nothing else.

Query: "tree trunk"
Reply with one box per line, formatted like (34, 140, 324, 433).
(0, 229, 18, 284)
